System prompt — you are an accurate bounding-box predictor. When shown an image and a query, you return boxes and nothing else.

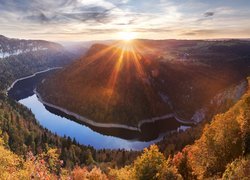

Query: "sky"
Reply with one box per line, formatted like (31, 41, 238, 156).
(0, 0, 250, 41)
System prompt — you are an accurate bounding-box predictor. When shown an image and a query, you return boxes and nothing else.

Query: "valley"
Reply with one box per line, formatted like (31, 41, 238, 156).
(1, 0, 250, 178)
(7, 69, 166, 148)
(37, 40, 250, 128)
(0, 35, 249, 179)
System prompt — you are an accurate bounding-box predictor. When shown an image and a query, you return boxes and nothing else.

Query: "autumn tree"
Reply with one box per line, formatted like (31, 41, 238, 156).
(110, 145, 182, 180)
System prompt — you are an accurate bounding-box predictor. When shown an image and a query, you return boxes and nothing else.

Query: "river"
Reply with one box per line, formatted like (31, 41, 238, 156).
(8, 69, 189, 150)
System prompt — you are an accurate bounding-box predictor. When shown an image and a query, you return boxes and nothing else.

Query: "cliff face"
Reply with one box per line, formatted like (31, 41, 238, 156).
(37, 40, 250, 127)
(192, 80, 248, 123)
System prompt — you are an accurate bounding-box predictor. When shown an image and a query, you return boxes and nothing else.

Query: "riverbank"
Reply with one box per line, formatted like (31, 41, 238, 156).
(35, 89, 140, 131)
(6, 67, 63, 93)
(9, 69, 166, 149)
(6, 67, 194, 132)
(35, 89, 194, 132)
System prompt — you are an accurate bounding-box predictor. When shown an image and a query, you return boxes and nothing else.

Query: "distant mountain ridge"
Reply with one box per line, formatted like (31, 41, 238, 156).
(0, 35, 63, 59)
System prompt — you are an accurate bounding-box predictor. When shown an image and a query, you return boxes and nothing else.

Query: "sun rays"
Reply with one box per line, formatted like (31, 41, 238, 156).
(103, 40, 158, 109)
(77, 39, 158, 110)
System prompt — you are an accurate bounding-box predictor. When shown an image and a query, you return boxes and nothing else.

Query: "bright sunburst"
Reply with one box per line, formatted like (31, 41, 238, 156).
(118, 31, 137, 41)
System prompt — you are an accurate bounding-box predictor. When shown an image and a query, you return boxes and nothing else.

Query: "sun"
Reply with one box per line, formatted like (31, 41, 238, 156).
(118, 31, 137, 41)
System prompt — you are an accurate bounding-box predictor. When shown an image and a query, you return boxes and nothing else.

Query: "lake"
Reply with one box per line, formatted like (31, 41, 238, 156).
(8, 69, 188, 150)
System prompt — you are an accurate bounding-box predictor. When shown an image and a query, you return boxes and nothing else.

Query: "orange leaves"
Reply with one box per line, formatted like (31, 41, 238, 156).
(72, 166, 108, 180)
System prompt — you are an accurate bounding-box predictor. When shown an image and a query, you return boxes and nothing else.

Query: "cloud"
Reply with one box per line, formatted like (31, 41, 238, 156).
(204, 12, 214, 17)
(135, 28, 172, 33)
(0, 0, 250, 41)
(181, 29, 218, 36)
(25, 12, 51, 23)
(30, 27, 174, 37)
(65, 6, 116, 23)
(181, 32, 196, 36)
(0, 0, 118, 24)
(195, 11, 215, 22)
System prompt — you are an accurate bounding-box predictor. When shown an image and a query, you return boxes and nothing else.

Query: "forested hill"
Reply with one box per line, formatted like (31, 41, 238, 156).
(38, 40, 250, 128)
(0, 35, 77, 91)
(110, 77, 250, 179)
(0, 77, 249, 179)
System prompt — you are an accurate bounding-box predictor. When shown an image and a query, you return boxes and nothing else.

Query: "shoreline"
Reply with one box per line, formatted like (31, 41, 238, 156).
(35, 89, 194, 132)
(6, 67, 63, 93)
(7, 67, 194, 132)
(35, 89, 140, 131)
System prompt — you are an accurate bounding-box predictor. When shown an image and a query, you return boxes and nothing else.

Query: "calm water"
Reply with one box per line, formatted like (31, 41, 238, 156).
(8, 70, 187, 150)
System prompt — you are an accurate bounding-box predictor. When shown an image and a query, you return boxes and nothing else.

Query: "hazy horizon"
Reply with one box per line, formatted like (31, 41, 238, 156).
(1, 34, 250, 44)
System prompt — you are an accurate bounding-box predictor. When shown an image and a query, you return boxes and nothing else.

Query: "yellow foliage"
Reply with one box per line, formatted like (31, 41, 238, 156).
(185, 78, 250, 179)
(0, 138, 60, 179)
(0, 139, 23, 179)
(223, 156, 250, 179)
(109, 166, 135, 180)
(72, 166, 89, 179)
(72, 166, 108, 180)
(109, 145, 182, 180)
